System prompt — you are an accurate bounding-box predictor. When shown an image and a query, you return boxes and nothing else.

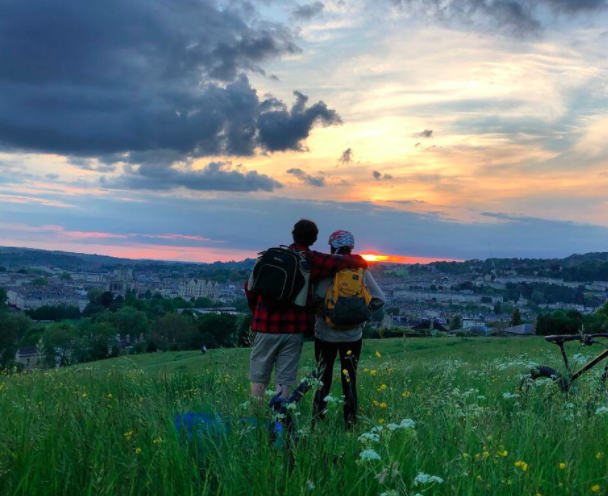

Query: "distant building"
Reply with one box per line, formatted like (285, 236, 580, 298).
(7, 287, 88, 311)
(107, 266, 136, 296)
(502, 323, 536, 336)
(178, 279, 220, 301)
(15, 346, 40, 369)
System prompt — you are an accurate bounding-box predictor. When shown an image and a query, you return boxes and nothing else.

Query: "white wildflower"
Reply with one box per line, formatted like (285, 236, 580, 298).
(324, 394, 338, 404)
(502, 392, 520, 399)
(305, 480, 315, 491)
(285, 402, 297, 411)
(596, 406, 608, 415)
(359, 432, 381, 444)
(413, 472, 444, 486)
(359, 449, 382, 462)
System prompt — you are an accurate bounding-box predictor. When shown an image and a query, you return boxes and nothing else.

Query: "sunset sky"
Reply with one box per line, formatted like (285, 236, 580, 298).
(2, 0, 608, 262)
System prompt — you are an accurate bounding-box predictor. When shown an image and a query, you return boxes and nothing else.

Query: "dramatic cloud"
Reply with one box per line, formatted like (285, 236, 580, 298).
(287, 168, 326, 187)
(257, 92, 342, 152)
(391, 0, 608, 34)
(293, 1, 325, 20)
(338, 148, 354, 165)
(106, 161, 282, 192)
(0, 0, 340, 167)
(373, 171, 393, 181)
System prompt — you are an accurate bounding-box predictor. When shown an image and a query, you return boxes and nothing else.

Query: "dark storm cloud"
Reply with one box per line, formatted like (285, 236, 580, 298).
(105, 162, 282, 193)
(293, 1, 325, 20)
(338, 148, 353, 165)
(258, 92, 342, 152)
(391, 0, 608, 34)
(287, 168, 326, 187)
(0, 0, 340, 168)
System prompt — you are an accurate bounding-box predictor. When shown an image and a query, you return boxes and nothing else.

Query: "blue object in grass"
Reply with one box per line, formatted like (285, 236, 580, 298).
(175, 412, 285, 446)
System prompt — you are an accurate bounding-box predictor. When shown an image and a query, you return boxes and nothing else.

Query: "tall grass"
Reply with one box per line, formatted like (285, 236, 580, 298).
(1, 338, 608, 495)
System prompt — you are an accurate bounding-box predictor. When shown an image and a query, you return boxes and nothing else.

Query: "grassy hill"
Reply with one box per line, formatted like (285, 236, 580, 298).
(2, 337, 608, 495)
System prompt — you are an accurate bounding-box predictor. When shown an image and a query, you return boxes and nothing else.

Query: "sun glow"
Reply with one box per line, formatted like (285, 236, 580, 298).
(361, 253, 390, 262)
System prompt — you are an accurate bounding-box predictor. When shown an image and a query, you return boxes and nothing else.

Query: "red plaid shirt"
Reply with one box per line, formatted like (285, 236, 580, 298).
(245, 243, 368, 335)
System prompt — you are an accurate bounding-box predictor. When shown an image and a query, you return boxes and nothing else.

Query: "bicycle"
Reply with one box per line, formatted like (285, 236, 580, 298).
(523, 333, 608, 395)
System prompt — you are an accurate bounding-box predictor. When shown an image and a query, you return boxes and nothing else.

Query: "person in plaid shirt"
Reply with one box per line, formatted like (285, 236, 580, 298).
(246, 219, 368, 400)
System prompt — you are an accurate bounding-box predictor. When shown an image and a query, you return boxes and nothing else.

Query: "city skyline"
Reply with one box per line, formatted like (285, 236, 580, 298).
(2, 0, 608, 262)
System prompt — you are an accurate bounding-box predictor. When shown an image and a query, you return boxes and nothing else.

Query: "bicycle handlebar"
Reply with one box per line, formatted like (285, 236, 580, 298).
(545, 333, 608, 345)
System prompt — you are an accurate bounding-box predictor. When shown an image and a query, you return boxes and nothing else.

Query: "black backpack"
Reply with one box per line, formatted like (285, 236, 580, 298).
(248, 246, 311, 306)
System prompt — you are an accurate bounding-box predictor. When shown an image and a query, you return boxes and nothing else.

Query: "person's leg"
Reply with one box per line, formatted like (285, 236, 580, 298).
(338, 339, 362, 430)
(273, 334, 305, 398)
(313, 338, 338, 421)
(249, 333, 279, 399)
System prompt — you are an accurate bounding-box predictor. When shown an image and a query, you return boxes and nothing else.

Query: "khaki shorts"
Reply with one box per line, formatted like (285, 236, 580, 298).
(249, 333, 305, 386)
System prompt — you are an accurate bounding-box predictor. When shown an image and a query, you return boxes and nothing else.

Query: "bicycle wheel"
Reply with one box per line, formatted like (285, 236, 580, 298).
(521, 365, 569, 394)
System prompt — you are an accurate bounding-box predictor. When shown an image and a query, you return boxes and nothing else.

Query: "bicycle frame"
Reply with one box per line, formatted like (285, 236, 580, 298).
(545, 334, 608, 386)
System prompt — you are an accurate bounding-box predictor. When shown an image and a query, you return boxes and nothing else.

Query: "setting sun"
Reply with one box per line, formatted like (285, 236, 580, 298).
(361, 254, 390, 263)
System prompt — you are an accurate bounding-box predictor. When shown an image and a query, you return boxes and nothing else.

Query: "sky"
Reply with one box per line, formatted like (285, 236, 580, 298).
(2, 0, 608, 263)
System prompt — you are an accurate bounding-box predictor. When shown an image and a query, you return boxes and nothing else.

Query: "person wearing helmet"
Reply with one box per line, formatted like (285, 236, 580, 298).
(312, 230, 386, 429)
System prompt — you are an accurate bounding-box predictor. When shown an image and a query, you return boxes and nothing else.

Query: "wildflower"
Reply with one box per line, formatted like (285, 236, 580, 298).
(379, 402, 387, 409)
(342, 369, 349, 375)
(135, 447, 142, 455)
(108, 394, 113, 399)
(124, 431, 134, 440)
(305, 480, 315, 491)
(596, 406, 608, 416)
(503, 392, 520, 400)
(358, 432, 381, 444)
(477, 475, 483, 481)
(514, 461, 528, 472)
(346, 350, 352, 356)
(559, 463, 566, 470)
(374, 400, 380, 406)
(498, 450, 508, 457)
(375, 351, 382, 358)
(370, 369, 377, 376)
(482, 451, 490, 458)
(378, 419, 385, 425)
(82, 393, 87, 399)
(591, 485, 601, 493)
(463, 453, 470, 458)
(363, 368, 369, 373)
(379, 384, 387, 391)
(359, 449, 381, 462)
(413, 472, 444, 486)
(153, 438, 162, 445)
(386, 419, 416, 431)
(597, 452, 604, 459)
(402, 391, 411, 398)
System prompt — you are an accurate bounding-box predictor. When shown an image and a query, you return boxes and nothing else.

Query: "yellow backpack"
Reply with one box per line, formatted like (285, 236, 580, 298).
(323, 268, 373, 330)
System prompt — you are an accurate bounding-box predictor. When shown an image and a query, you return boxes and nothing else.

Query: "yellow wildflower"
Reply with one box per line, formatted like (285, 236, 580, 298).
(482, 451, 489, 458)
(153, 438, 162, 445)
(346, 350, 352, 356)
(108, 394, 113, 399)
(375, 351, 382, 358)
(379, 402, 387, 409)
(597, 452, 604, 459)
(402, 391, 411, 399)
(363, 368, 369, 373)
(379, 384, 387, 391)
(135, 447, 142, 455)
(342, 369, 349, 375)
(559, 463, 566, 470)
(373, 400, 380, 406)
(378, 419, 384, 425)
(370, 369, 377, 376)
(498, 450, 508, 457)
(477, 475, 482, 481)
(463, 453, 470, 458)
(591, 485, 600, 493)
(82, 393, 87, 399)
(124, 431, 133, 440)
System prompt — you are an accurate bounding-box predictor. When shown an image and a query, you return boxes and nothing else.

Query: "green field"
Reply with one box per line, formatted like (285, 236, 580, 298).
(2, 337, 608, 495)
